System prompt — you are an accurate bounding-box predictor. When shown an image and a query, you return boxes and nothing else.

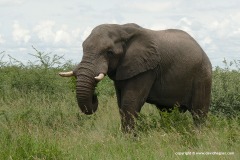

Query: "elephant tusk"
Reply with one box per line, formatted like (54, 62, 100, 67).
(59, 71, 74, 77)
(94, 73, 105, 81)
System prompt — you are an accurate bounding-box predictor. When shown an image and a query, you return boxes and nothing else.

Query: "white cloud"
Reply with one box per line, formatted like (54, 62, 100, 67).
(210, 19, 231, 38)
(209, 12, 240, 39)
(202, 37, 212, 45)
(33, 21, 79, 45)
(149, 24, 168, 30)
(33, 20, 55, 43)
(232, 28, 240, 37)
(81, 27, 92, 41)
(12, 22, 31, 43)
(0, 0, 26, 6)
(55, 48, 68, 53)
(72, 28, 82, 39)
(54, 28, 71, 44)
(0, 34, 5, 44)
(126, 1, 174, 12)
(228, 13, 240, 38)
(200, 36, 217, 54)
(19, 48, 27, 51)
(176, 17, 195, 37)
(178, 17, 192, 26)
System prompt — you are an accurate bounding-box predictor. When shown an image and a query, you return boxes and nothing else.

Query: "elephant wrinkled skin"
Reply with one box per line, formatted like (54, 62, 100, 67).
(59, 23, 212, 132)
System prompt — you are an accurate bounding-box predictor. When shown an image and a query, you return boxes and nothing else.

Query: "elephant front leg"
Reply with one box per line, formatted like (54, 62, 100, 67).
(119, 106, 138, 133)
(114, 84, 137, 133)
(115, 71, 156, 133)
(119, 96, 145, 133)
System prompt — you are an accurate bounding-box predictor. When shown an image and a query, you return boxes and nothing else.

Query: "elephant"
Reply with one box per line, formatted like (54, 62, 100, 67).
(59, 23, 212, 132)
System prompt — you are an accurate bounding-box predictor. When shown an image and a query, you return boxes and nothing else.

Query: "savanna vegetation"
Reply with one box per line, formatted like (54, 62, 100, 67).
(0, 48, 239, 159)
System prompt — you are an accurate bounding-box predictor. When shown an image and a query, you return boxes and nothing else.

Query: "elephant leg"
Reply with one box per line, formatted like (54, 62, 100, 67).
(114, 82, 122, 107)
(116, 71, 156, 133)
(191, 78, 211, 127)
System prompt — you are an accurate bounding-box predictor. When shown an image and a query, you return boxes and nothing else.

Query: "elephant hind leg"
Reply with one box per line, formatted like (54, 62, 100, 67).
(191, 78, 212, 127)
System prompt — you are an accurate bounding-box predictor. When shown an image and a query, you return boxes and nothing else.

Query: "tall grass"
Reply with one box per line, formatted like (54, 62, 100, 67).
(0, 49, 239, 159)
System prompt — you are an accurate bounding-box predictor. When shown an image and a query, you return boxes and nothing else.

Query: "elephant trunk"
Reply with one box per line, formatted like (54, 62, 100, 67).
(59, 59, 106, 114)
(75, 66, 98, 115)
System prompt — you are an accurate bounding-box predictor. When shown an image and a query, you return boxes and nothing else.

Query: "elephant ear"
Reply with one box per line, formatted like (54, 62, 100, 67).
(116, 25, 161, 80)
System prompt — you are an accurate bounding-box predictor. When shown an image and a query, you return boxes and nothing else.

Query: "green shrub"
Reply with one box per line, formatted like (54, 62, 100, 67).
(136, 106, 193, 133)
(211, 60, 240, 117)
(96, 76, 115, 99)
(0, 47, 73, 97)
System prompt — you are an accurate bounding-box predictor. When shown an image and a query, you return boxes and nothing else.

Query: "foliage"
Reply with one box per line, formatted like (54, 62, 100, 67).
(211, 59, 240, 117)
(96, 76, 115, 100)
(0, 51, 7, 67)
(0, 47, 73, 98)
(29, 46, 69, 69)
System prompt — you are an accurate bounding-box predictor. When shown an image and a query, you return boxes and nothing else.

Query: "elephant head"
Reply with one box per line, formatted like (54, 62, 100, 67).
(59, 23, 160, 115)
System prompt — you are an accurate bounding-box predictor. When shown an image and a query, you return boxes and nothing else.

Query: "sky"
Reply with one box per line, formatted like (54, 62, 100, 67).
(0, 0, 240, 67)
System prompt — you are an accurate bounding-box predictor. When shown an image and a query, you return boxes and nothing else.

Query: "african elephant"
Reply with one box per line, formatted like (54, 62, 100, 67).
(59, 23, 212, 132)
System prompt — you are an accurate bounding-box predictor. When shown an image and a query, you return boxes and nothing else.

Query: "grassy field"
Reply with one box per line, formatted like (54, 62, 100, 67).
(0, 51, 239, 159)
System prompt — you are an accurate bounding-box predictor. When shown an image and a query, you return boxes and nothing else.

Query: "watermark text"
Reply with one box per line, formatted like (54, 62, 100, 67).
(175, 152, 234, 156)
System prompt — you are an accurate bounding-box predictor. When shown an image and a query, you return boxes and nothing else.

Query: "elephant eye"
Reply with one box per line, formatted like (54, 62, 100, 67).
(106, 51, 114, 56)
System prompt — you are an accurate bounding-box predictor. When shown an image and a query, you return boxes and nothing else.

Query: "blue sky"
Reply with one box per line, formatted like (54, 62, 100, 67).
(0, 0, 240, 67)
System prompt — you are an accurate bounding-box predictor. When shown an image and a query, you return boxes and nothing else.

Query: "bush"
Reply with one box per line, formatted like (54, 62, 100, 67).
(211, 60, 240, 117)
(96, 76, 115, 100)
(0, 47, 73, 97)
(136, 105, 193, 134)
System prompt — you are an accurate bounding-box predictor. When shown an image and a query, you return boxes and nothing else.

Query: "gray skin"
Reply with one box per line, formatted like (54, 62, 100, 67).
(61, 23, 212, 132)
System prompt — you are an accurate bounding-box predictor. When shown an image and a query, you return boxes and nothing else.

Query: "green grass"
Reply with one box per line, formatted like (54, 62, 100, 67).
(1, 92, 239, 159)
(0, 50, 239, 159)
